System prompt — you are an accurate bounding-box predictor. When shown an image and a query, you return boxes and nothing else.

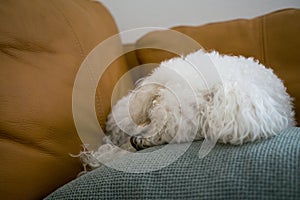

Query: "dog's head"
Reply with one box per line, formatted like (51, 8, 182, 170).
(129, 84, 161, 128)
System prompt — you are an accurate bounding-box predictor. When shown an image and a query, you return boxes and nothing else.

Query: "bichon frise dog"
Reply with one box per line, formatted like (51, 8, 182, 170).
(78, 50, 295, 171)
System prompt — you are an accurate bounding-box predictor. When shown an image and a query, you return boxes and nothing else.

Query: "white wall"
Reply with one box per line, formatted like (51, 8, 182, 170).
(98, 0, 300, 43)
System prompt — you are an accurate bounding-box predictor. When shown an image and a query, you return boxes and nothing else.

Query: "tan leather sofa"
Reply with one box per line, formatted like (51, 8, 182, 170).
(0, 0, 299, 199)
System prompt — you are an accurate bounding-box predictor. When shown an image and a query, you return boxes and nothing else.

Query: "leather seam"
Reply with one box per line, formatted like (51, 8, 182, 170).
(50, 0, 85, 60)
(50, 0, 106, 130)
(259, 16, 267, 65)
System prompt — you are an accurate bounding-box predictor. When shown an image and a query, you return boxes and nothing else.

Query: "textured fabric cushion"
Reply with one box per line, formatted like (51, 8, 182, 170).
(46, 127, 300, 199)
(135, 9, 300, 125)
(0, 0, 130, 199)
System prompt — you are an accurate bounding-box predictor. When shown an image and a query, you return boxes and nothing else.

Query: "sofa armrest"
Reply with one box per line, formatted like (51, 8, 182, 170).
(0, 0, 130, 199)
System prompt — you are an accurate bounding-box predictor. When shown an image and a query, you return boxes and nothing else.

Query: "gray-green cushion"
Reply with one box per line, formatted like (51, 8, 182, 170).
(45, 127, 300, 199)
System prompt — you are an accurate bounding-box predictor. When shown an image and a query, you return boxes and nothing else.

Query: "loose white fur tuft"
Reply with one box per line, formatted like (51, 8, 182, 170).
(79, 50, 295, 171)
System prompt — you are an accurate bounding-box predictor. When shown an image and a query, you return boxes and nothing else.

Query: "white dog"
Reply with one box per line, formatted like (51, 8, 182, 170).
(78, 50, 295, 171)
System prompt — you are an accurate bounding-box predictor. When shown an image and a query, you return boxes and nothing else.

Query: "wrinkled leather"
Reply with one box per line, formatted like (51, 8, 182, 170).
(136, 9, 300, 125)
(0, 0, 130, 199)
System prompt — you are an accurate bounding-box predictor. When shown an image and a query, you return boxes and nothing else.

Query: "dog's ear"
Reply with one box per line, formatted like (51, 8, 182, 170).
(129, 84, 161, 127)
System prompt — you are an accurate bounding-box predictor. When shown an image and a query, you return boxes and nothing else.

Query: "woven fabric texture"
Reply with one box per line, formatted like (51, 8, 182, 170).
(45, 127, 300, 200)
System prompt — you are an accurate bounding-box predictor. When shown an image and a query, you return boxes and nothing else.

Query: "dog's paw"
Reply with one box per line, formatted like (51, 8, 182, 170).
(130, 133, 167, 150)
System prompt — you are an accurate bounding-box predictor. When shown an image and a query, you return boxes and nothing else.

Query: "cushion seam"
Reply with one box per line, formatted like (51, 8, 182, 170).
(49, 0, 85, 60)
(259, 16, 266, 65)
(49, 0, 107, 129)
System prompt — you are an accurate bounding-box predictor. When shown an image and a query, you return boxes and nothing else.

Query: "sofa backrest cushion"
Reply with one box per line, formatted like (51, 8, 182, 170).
(135, 9, 300, 125)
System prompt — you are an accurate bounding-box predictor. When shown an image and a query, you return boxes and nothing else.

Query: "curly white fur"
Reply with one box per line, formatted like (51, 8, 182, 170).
(80, 50, 295, 170)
